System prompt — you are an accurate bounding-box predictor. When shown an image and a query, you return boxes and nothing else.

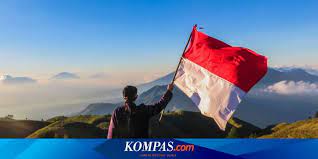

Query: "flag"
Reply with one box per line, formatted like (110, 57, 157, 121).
(174, 25, 267, 130)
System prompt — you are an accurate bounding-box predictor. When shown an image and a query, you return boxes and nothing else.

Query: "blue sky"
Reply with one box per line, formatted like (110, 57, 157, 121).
(0, 0, 317, 79)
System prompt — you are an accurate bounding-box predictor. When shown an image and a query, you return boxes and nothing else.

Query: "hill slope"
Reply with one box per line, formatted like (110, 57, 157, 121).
(149, 111, 260, 138)
(0, 120, 50, 138)
(77, 103, 117, 115)
(27, 111, 259, 138)
(27, 115, 110, 138)
(3, 113, 317, 138)
(258, 118, 318, 138)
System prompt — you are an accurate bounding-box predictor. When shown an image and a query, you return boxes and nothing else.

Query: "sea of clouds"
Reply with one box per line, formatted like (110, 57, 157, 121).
(265, 80, 318, 95)
(0, 71, 169, 119)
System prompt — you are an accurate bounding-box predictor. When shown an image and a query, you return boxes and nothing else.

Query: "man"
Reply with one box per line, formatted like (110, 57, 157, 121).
(107, 84, 174, 138)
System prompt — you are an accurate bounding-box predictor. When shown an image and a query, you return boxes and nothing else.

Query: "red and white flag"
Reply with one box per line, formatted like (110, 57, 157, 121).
(174, 26, 267, 130)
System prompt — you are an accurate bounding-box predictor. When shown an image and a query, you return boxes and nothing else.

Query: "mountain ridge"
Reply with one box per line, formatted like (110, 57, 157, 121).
(80, 67, 318, 128)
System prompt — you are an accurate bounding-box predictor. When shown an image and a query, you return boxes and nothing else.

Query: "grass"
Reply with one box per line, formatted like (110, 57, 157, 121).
(27, 115, 111, 138)
(3, 111, 317, 138)
(150, 110, 260, 138)
(0, 120, 50, 138)
(259, 118, 318, 138)
(29, 111, 261, 138)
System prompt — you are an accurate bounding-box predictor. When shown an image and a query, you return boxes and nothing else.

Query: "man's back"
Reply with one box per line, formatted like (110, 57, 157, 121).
(110, 103, 153, 138)
(107, 90, 173, 138)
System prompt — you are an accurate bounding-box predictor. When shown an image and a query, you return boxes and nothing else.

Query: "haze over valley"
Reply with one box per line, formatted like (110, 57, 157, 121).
(1, 66, 318, 129)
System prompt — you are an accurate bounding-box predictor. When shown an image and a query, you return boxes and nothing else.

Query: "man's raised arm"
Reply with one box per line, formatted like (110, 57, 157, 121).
(146, 84, 174, 117)
(107, 110, 117, 139)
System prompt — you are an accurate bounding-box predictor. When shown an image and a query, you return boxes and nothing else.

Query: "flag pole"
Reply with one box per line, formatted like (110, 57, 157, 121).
(158, 24, 196, 123)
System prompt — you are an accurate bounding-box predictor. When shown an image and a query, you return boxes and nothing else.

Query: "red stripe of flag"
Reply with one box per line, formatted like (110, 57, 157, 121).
(183, 26, 267, 92)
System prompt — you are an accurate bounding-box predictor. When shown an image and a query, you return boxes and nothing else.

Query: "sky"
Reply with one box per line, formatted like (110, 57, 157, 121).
(0, 0, 318, 119)
(0, 0, 318, 80)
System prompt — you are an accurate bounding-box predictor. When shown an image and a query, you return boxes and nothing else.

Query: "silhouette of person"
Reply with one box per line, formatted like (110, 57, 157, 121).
(107, 84, 174, 138)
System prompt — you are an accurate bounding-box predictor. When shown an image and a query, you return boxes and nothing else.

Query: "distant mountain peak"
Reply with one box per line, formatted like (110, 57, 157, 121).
(51, 72, 80, 80)
(0, 75, 37, 85)
(136, 72, 174, 93)
(275, 66, 318, 76)
(90, 73, 109, 79)
(275, 67, 306, 73)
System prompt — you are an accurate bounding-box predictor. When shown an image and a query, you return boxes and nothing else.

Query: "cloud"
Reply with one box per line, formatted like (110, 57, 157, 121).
(0, 70, 172, 119)
(0, 75, 37, 85)
(0, 78, 119, 120)
(265, 81, 318, 95)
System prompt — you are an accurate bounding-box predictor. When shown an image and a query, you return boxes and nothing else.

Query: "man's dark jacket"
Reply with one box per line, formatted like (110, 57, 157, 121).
(107, 90, 172, 138)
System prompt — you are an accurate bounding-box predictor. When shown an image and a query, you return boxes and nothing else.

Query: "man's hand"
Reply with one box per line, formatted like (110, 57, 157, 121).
(167, 83, 174, 91)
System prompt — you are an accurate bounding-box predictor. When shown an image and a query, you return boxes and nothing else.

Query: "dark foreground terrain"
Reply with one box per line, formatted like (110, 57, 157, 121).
(1, 111, 317, 138)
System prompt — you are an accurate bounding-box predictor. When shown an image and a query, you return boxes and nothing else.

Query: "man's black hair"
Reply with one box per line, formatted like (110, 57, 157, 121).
(123, 85, 138, 101)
